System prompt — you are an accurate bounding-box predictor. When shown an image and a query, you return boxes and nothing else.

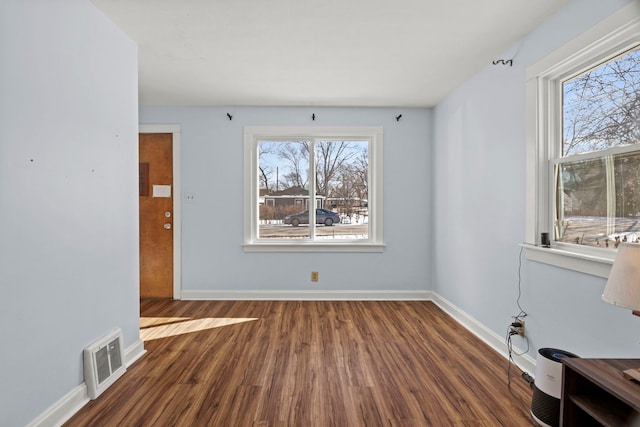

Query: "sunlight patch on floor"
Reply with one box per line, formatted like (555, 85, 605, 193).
(140, 317, 258, 341)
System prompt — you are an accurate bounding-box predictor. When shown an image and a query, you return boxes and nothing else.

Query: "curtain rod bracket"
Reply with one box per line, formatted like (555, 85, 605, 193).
(492, 59, 513, 67)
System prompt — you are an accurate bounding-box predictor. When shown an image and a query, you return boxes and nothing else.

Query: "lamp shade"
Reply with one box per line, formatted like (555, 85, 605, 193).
(602, 243, 640, 311)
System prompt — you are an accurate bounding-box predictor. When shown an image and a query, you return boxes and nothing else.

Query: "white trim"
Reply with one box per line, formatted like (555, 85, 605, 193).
(139, 124, 182, 299)
(26, 339, 146, 427)
(181, 289, 431, 301)
(526, 3, 640, 80)
(26, 385, 88, 427)
(523, 243, 613, 278)
(243, 242, 385, 253)
(430, 293, 536, 377)
(125, 338, 147, 368)
(243, 126, 384, 252)
(525, 4, 640, 274)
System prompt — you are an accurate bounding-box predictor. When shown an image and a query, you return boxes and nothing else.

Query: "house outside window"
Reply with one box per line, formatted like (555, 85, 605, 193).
(557, 47, 640, 248)
(525, 6, 640, 276)
(262, 186, 326, 212)
(243, 126, 384, 252)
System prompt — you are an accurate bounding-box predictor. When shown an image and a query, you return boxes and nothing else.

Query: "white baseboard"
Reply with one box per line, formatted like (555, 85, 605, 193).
(181, 289, 433, 300)
(25, 384, 89, 427)
(27, 339, 145, 427)
(430, 293, 536, 376)
(125, 338, 147, 368)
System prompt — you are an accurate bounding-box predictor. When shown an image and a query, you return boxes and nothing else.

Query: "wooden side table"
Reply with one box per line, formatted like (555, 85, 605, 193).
(561, 358, 640, 426)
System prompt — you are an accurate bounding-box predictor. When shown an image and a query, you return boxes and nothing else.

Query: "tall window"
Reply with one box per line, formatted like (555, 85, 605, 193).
(556, 47, 640, 248)
(526, 4, 640, 275)
(244, 126, 383, 252)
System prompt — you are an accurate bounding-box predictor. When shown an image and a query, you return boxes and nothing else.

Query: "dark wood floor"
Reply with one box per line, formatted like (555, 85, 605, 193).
(65, 300, 534, 426)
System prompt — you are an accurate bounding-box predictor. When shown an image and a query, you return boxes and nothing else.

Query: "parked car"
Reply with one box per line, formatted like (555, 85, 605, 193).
(283, 208, 340, 226)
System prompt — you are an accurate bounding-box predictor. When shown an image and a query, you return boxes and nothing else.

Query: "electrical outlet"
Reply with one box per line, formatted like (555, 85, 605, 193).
(510, 319, 525, 337)
(311, 271, 319, 282)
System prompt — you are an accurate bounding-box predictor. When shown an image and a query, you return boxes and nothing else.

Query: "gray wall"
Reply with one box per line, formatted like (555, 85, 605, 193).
(432, 0, 638, 361)
(0, 1, 140, 425)
(140, 107, 432, 294)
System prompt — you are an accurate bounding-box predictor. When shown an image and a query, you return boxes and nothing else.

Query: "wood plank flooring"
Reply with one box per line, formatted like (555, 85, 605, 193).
(64, 300, 535, 426)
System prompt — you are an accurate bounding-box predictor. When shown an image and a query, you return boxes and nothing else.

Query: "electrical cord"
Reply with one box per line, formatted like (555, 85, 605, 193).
(506, 245, 531, 390)
(506, 325, 530, 389)
(513, 245, 527, 320)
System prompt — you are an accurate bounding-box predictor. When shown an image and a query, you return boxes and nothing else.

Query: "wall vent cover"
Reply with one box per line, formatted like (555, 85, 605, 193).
(83, 328, 126, 400)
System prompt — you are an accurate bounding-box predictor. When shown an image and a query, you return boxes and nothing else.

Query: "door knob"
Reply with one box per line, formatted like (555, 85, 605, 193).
(165, 211, 171, 218)
(164, 223, 172, 229)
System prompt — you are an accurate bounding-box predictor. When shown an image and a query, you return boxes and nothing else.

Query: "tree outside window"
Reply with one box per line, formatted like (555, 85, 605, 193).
(243, 126, 383, 252)
(556, 47, 640, 248)
(257, 140, 369, 240)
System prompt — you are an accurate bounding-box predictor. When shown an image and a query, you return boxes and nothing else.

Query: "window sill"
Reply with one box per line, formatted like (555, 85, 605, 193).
(522, 243, 614, 278)
(243, 242, 385, 253)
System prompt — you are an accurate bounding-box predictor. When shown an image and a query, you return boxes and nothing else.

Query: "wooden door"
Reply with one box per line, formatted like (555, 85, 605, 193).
(139, 133, 173, 298)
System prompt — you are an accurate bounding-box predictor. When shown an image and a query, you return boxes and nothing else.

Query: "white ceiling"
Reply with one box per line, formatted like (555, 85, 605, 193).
(92, 0, 568, 107)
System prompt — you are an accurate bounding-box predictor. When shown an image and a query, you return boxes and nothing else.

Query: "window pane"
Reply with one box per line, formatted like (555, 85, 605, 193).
(258, 140, 310, 239)
(556, 152, 640, 247)
(563, 47, 640, 156)
(315, 140, 369, 240)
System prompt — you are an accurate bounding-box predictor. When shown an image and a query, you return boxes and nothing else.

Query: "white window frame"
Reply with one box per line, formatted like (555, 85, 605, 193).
(525, 3, 640, 277)
(243, 126, 384, 252)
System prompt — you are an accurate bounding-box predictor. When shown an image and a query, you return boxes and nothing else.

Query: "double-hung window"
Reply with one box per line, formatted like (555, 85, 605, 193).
(557, 47, 640, 249)
(526, 5, 640, 276)
(243, 126, 384, 252)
